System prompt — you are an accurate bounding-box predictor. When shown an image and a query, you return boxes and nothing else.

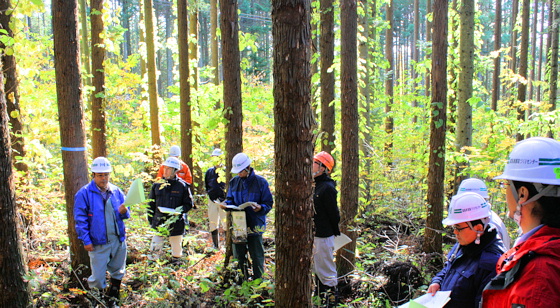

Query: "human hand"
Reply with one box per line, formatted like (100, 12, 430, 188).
(84, 244, 94, 252)
(118, 203, 128, 214)
(251, 203, 261, 212)
(427, 283, 440, 296)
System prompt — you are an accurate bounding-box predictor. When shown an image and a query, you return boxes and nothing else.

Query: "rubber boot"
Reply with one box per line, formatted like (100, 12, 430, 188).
(106, 278, 121, 308)
(317, 279, 338, 307)
(211, 229, 219, 249)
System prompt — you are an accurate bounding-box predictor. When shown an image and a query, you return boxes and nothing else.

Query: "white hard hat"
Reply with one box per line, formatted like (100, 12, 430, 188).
(494, 137, 560, 186)
(169, 145, 181, 157)
(231, 153, 251, 173)
(211, 148, 223, 156)
(91, 157, 112, 173)
(442, 192, 492, 225)
(457, 178, 489, 199)
(163, 157, 181, 170)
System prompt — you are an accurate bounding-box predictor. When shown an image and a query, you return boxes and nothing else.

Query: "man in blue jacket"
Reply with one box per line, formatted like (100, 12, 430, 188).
(74, 157, 130, 306)
(428, 192, 505, 307)
(221, 152, 273, 280)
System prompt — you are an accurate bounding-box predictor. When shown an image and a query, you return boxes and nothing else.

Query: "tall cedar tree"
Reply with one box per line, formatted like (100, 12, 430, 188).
(144, 0, 161, 146)
(491, 0, 502, 111)
(0, 63, 30, 307)
(79, 0, 91, 86)
(320, 0, 335, 153)
(52, 0, 92, 282)
(272, 0, 315, 305)
(455, 0, 474, 189)
(210, 0, 219, 86)
(423, 0, 448, 254)
(91, 0, 108, 158)
(178, 0, 193, 180)
(336, 0, 359, 278)
(220, 0, 243, 265)
(0, 0, 27, 174)
(516, 0, 530, 141)
(384, 0, 394, 165)
(189, 9, 199, 90)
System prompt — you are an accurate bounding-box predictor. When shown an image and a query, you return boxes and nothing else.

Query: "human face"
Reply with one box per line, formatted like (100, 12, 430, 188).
(93, 173, 110, 191)
(312, 161, 324, 178)
(238, 168, 249, 178)
(163, 165, 177, 179)
(452, 222, 478, 246)
(504, 181, 517, 219)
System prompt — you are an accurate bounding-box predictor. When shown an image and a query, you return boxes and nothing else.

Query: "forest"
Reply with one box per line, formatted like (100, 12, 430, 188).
(0, 0, 558, 306)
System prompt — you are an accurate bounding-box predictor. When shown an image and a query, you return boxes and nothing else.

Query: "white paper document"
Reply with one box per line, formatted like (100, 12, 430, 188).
(124, 178, 146, 205)
(333, 233, 352, 251)
(158, 207, 181, 215)
(398, 291, 451, 308)
(224, 202, 256, 211)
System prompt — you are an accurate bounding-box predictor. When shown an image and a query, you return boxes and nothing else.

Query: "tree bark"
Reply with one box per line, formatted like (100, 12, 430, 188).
(516, 0, 530, 141)
(178, 0, 193, 183)
(336, 0, 358, 279)
(144, 0, 161, 146)
(52, 0, 91, 282)
(491, 0, 502, 111)
(423, 0, 448, 254)
(190, 9, 199, 90)
(210, 0, 219, 85)
(384, 0, 394, 166)
(79, 0, 91, 87)
(272, 0, 314, 305)
(320, 0, 335, 153)
(91, 0, 107, 158)
(0, 0, 27, 175)
(0, 62, 29, 308)
(220, 0, 243, 266)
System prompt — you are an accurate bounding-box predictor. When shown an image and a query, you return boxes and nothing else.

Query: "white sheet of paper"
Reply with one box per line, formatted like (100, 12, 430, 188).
(398, 291, 451, 308)
(333, 233, 352, 251)
(158, 207, 180, 215)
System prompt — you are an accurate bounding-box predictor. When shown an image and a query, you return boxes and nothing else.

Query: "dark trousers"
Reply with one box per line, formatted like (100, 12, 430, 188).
(233, 234, 265, 279)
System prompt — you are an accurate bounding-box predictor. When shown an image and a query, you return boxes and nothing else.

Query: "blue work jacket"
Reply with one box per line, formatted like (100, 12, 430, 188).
(431, 229, 505, 308)
(226, 168, 273, 235)
(74, 180, 129, 246)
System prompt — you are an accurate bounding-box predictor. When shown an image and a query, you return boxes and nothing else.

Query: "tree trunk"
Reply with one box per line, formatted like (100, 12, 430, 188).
(0, 0, 27, 175)
(547, 0, 559, 138)
(320, 0, 335, 153)
(52, 0, 91, 282)
(528, 0, 538, 101)
(491, 0, 502, 111)
(91, 0, 107, 158)
(144, 0, 161, 146)
(455, 0, 474, 186)
(516, 0, 530, 141)
(190, 9, 199, 90)
(79, 0, 91, 87)
(423, 0, 448, 255)
(178, 0, 193, 183)
(272, 0, 314, 304)
(210, 0, 219, 85)
(384, 0, 394, 166)
(220, 0, 243, 266)
(412, 0, 419, 123)
(0, 62, 29, 308)
(425, 0, 432, 98)
(536, 0, 546, 102)
(510, 0, 519, 74)
(336, 0, 358, 279)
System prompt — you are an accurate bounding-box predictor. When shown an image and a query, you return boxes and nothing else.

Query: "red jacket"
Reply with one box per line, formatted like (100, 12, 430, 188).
(157, 160, 193, 185)
(482, 225, 560, 308)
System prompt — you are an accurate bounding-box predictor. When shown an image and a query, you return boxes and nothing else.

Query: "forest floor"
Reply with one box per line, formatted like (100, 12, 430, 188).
(23, 196, 453, 307)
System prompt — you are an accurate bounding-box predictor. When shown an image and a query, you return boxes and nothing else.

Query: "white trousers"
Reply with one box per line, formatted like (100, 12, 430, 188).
(208, 199, 226, 231)
(313, 236, 337, 287)
(151, 235, 183, 258)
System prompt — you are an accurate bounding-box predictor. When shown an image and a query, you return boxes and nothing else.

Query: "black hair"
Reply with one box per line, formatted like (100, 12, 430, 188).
(513, 181, 560, 228)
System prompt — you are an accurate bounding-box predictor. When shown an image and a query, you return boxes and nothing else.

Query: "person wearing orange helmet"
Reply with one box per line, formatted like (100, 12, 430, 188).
(156, 145, 193, 184)
(312, 151, 340, 307)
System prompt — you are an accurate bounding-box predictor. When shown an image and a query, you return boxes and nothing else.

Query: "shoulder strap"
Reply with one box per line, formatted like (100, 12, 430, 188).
(484, 251, 536, 291)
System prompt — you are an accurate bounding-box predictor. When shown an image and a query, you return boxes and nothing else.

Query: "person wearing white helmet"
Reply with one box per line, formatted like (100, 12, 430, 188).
(204, 148, 226, 249)
(428, 192, 505, 307)
(156, 145, 193, 185)
(74, 157, 130, 307)
(482, 137, 560, 307)
(457, 178, 511, 250)
(220, 152, 273, 280)
(148, 156, 194, 265)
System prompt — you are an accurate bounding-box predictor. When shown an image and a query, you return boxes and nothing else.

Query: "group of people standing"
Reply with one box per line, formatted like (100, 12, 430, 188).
(70, 136, 560, 308)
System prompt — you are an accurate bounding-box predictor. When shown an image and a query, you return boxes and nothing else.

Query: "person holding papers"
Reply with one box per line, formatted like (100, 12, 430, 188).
(312, 151, 340, 307)
(147, 156, 193, 265)
(74, 157, 130, 307)
(481, 137, 560, 307)
(220, 152, 273, 280)
(205, 148, 226, 249)
(427, 192, 505, 308)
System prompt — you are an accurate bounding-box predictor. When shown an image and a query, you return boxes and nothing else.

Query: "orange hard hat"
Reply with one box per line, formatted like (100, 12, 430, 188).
(314, 151, 335, 172)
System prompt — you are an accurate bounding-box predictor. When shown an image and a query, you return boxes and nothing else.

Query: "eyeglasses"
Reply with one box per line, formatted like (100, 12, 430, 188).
(499, 181, 510, 189)
(452, 225, 469, 232)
